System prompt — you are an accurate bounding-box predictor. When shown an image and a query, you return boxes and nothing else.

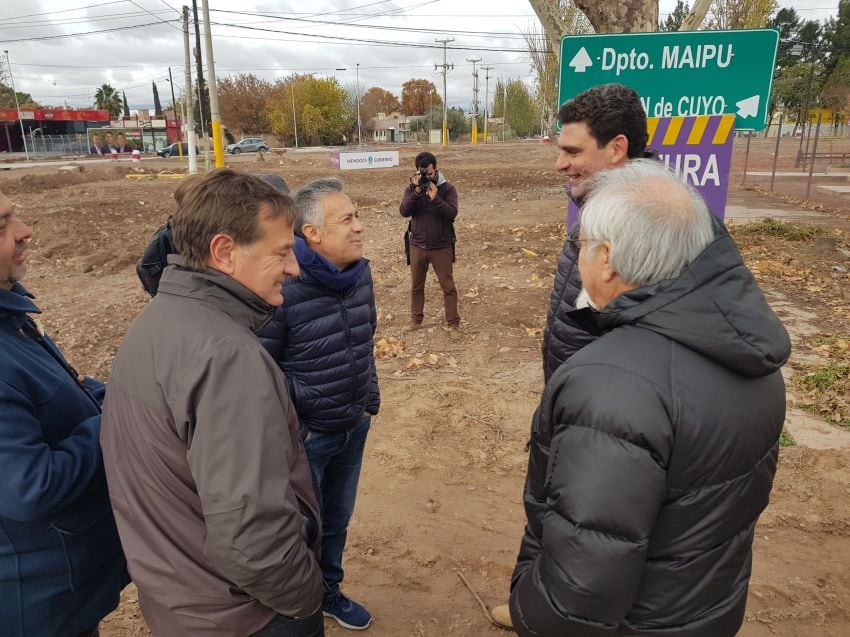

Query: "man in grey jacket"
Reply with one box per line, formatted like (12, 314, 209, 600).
(510, 161, 790, 636)
(102, 169, 325, 637)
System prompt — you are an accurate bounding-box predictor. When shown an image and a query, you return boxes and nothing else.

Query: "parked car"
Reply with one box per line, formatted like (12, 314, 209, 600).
(226, 138, 269, 154)
(157, 142, 199, 158)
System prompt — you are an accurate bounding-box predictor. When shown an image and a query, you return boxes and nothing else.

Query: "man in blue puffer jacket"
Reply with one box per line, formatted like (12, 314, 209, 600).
(258, 177, 378, 632)
(0, 189, 127, 637)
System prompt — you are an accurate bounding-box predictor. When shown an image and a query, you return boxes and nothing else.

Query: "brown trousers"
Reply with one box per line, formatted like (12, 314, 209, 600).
(409, 244, 459, 326)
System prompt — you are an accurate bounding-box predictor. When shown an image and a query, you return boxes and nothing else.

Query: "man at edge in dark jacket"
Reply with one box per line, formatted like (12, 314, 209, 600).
(399, 151, 460, 329)
(0, 188, 127, 637)
(509, 161, 791, 636)
(259, 177, 379, 631)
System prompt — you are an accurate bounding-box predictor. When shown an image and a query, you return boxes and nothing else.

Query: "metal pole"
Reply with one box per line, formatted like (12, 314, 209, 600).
(802, 119, 814, 171)
(467, 57, 481, 144)
(201, 0, 224, 167)
(482, 65, 493, 143)
(797, 48, 816, 168)
(435, 37, 453, 148)
(356, 62, 362, 148)
(4, 51, 29, 160)
(168, 66, 179, 140)
(769, 112, 784, 191)
(805, 113, 823, 200)
(192, 0, 209, 170)
(291, 80, 299, 149)
(741, 131, 753, 185)
(182, 6, 197, 174)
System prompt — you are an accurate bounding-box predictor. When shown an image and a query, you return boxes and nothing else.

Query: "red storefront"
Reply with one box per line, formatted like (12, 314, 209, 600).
(0, 108, 110, 153)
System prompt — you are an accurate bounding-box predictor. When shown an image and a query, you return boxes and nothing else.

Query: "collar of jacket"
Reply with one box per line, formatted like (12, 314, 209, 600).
(0, 282, 40, 319)
(434, 170, 447, 187)
(157, 257, 275, 333)
(293, 235, 368, 291)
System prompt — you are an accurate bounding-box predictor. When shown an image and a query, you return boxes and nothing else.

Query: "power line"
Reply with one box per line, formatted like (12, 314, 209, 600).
(127, 0, 181, 31)
(0, 19, 172, 43)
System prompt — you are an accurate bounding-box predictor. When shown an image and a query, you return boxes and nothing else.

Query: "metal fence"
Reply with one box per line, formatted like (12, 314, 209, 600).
(25, 134, 88, 158)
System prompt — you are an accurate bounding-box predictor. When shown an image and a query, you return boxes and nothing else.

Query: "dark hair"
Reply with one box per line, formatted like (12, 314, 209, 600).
(414, 151, 437, 170)
(557, 83, 647, 159)
(171, 168, 297, 271)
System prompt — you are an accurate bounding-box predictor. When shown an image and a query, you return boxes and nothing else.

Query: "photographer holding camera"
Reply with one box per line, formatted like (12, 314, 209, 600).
(399, 151, 460, 330)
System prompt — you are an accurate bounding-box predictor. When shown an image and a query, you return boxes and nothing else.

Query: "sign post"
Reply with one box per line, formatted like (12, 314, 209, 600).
(560, 29, 779, 131)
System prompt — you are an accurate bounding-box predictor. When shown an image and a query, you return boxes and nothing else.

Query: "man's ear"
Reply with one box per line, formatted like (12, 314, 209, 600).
(609, 134, 630, 166)
(599, 240, 619, 283)
(208, 233, 237, 273)
(302, 223, 321, 245)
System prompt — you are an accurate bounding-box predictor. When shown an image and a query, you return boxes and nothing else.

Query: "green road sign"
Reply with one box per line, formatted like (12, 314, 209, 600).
(559, 29, 779, 131)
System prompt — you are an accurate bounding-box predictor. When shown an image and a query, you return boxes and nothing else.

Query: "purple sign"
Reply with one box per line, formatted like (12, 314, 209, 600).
(567, 114, 735, 226)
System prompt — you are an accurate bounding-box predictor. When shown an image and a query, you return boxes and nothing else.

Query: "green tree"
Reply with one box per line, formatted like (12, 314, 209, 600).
(152, 82, 162, 116)
(0, 84, 39, 109)
(773, 62, 825, 130)
(708, 0, 777, 30)
(122, 90, 130, 117)
(493, 79, 540, 138)
(660, 0, 690, 31)
(94, 84, 122, 116)
(824, 0, 850, 77)
(821, 55, 850, 122)
(266, 74, 350, 146)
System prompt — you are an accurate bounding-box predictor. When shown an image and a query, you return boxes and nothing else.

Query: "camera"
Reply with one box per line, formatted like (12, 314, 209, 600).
(417, 168, 432, 193)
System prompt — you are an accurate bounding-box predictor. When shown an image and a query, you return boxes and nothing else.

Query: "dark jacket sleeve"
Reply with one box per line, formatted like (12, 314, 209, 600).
(257, 305, 288, 362)
(432, 182, 458, 221)
(0, 379, 105, 522)
(399, 185, 422, 218)
(186, 339, 323, 617)
(542, 227, 597, 382)
(365, 283, 380, 416)
(510, 365, 671, 636)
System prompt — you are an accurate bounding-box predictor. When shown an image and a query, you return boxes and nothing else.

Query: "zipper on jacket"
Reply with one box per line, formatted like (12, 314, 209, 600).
(339, 291, 359, 409)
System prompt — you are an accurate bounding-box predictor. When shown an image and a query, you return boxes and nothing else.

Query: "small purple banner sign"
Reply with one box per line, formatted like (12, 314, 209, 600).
(567, 114, 735, 226)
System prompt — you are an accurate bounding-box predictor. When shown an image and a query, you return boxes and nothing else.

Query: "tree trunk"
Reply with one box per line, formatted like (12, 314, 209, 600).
(573, 0, 658, 33)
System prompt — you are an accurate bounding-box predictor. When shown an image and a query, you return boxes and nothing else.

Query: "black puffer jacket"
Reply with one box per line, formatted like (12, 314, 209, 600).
(510, 219, 791, 637)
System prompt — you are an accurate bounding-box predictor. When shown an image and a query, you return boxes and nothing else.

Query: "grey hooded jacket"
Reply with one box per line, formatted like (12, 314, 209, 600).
(101, 265, 323, 636)
(510, 219, 791, 636)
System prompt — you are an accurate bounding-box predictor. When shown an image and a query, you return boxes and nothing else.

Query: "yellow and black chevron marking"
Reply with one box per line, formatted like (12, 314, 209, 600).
(647, 114, 736, 146)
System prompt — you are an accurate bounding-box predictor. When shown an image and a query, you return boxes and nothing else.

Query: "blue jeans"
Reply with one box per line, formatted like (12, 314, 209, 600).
(252, 611, 324, 637)
(303, 414, 371, 603)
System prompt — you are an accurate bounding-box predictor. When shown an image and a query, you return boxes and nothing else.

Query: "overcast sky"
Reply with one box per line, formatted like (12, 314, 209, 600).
(0, 0, 841, 113)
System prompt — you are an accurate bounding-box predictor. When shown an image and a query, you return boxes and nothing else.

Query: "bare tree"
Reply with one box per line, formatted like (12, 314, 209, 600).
(523, 2, 591, 132)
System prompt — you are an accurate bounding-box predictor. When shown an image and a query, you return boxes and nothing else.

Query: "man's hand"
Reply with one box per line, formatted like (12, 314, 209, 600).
(427, 181, 438, 201)
(410, 172, 422, 192)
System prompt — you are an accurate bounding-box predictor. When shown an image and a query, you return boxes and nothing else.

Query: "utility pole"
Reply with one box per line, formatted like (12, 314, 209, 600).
(167, 66, 179, 143)
(502, 81, 508, 142)
(4, 51, 28, 160)
(201, 0, 224, 167)
(482, 65, 494, 143)
(356, 62, 362, 148)
(192, 0, 209, 169)
(291, 80, 298, 149)
(467, 58, 482, 144)
(434, 37, 454, 148)
(182, 6, 197, 174)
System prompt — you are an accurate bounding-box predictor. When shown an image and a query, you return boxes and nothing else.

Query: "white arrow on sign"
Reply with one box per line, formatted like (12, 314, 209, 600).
(736, 95, 760, 118)
(569, 47, 593, 73)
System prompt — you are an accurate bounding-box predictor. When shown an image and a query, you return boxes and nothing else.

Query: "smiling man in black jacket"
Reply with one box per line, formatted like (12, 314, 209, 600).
(510, 161, 791, 637)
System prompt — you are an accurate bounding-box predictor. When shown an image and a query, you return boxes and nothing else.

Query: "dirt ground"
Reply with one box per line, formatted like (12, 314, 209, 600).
(4, 141, 850, 636)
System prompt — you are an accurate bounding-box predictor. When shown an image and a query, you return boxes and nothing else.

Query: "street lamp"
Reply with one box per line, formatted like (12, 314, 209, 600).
(290, 80, 298, 149)
(4, 50, 29, 160)
(334, 66, 361, 146)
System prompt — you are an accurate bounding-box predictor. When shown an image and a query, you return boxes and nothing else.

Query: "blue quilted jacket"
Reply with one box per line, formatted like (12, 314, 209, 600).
(258, 240, 379, 434)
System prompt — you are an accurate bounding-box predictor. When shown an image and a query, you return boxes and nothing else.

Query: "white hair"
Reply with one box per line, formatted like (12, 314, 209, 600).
(580, 159, 714, 287)
(294, 177, 344, 236)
